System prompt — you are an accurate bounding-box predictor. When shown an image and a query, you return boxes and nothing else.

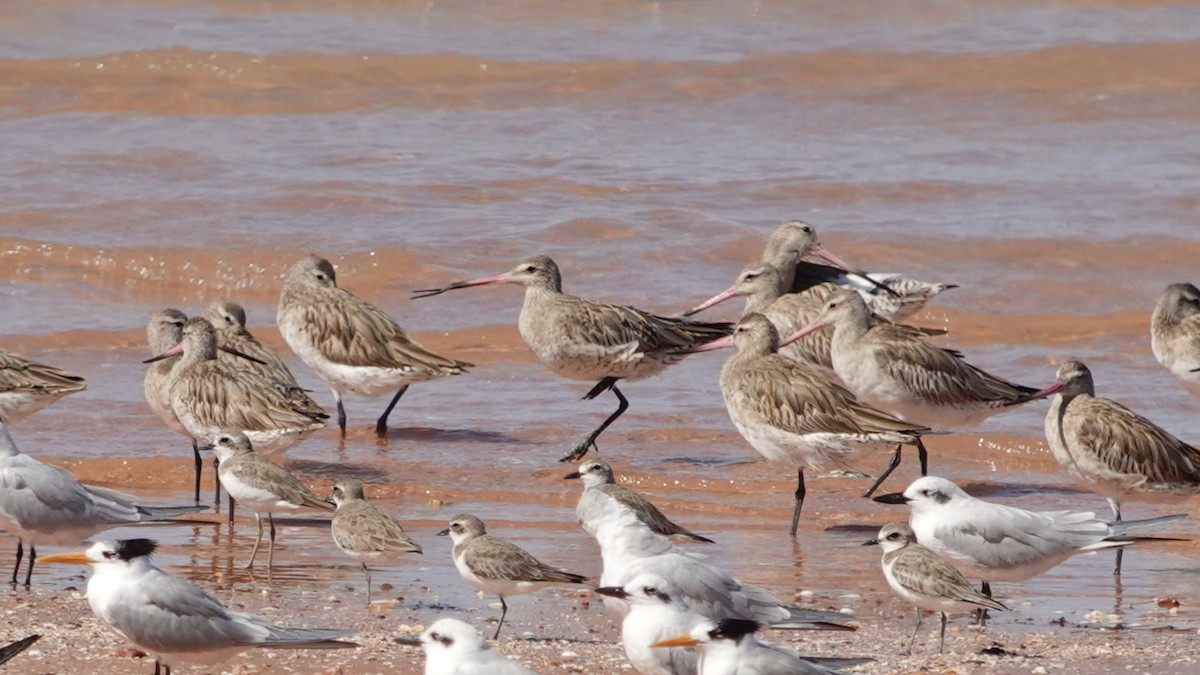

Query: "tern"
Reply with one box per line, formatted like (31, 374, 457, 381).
(395, 617, 538, 674)
(0, 421, 201, 586)
(585, 500, 854, 631)
(651, 618, 868, 675)
(39, 539, 357, 674)
(594, 572, 709, 675)
(874, 476, 1186, 598)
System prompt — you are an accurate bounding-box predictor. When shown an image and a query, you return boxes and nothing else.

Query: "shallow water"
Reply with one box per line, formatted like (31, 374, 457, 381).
(3, 0, 1200, 667)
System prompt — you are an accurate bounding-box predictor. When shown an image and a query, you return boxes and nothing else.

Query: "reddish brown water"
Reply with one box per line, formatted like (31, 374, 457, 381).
(4, 0, 1200, 671)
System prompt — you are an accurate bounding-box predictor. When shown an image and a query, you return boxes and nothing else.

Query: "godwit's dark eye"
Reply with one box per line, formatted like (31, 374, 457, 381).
(801, 225, 812, 234)
(887, 532, 902, 540)
(102, 550, 117, 560)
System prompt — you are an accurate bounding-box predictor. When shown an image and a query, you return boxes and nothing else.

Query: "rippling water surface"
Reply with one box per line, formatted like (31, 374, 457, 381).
(3, 1, 1200, 671)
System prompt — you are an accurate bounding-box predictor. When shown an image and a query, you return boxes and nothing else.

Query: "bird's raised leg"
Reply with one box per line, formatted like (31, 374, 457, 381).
(560, 378, 627, 463)
(864, 444, 904, 498)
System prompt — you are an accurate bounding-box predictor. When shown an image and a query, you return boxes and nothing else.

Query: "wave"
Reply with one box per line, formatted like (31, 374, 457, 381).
(4, 42, 1200, 117)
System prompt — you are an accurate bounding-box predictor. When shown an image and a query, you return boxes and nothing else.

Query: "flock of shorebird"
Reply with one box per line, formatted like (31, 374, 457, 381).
(2, 220, 1199, 674)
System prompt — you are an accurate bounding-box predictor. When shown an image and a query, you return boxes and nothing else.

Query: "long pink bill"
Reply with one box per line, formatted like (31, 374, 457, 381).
(812, 244, 898, 298)
(143, 343, 266, 366)
(1011, 379, 1064, 405)
(411, 271, 514, 299)
(143, 343, 183, 364)
(782, 319, 826, 345)
(678, 334, 735, 354)
(682, 286, 743, 317)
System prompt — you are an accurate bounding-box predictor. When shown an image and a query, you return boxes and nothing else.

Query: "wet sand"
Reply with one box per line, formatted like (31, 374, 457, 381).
(4, 422, 1200, 673)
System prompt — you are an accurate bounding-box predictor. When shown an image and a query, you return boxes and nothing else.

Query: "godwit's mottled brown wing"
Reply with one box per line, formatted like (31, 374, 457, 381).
(1066, 395, 1200, 486)
(218, 330, 300, 384)
(293, 289, 471, 373)
(560, 297, 731, 354)
(463, 535, 586, 584)
(216, 330, 323, 409)
(174, 364, 327, 433)
(872, 325, 1034, 405)
(332, 501, 422, 554)
(0, 349, 86, 395)
(725, 356, 928, 437)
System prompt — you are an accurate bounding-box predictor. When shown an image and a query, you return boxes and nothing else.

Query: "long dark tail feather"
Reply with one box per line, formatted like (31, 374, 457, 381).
(0, 635, 40, 666)
(1110, 513, 1188, 536)
(252, 639, 358, 650)
(137, 504, 210, 520)
(804, 656, 874, 670)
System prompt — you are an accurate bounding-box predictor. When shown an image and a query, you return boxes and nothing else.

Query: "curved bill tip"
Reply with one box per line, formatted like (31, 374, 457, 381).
(393, 636, 422, 647)
(411, 272, 515, 300)
(436, 528, 450, 537)
(563, 471, 582, 480)
(871, 492, 910, 505)
(218, 345, 267, 366)
(861, 538, 879, 547)
(812, 245, 898, 297)
(1020, 380, 1064, 402)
